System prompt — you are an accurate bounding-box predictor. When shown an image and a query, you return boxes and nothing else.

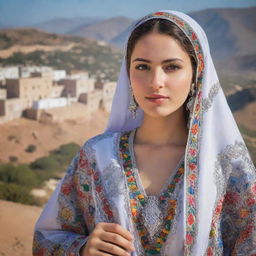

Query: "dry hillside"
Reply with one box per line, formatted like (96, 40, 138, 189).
(0, 110, 109, 164)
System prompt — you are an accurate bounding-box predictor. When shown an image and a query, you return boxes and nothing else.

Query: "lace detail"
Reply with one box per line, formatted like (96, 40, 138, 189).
(141, 196, 164, 240)
(205, 141, 256, 256)
(202, 81, 220, 112)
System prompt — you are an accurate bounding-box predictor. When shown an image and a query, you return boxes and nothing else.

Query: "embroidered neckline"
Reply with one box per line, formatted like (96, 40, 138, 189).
(120, 130, 185, 254)
(128, 128, 185, 201)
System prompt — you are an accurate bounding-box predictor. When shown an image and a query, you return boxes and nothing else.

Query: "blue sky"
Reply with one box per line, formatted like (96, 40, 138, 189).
(1, 0, 255, 26)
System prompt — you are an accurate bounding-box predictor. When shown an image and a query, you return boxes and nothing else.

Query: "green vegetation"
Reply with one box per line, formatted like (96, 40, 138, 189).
(0, 183, 39, 205)
(25, 144, 37, 153)
(0, 142, 80, 206)
(9, 156, 18, 163)
(0, 44, 122, 81)
(0, 164, 40, 188)
(30, 142, 80, 181)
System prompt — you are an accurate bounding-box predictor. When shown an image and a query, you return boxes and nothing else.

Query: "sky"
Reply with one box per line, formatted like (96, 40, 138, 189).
(0, 0, 256, 26)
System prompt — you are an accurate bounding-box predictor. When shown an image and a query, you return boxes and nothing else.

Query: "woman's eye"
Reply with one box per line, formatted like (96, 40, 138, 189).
(135, 64, 149, 70)
(166, 65, 180, 71)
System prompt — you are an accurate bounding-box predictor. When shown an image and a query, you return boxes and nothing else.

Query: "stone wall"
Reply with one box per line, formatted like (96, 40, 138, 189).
(0, 98, 27, 121)
(25, 102, 90, 123)
(103, 82, 116, 112)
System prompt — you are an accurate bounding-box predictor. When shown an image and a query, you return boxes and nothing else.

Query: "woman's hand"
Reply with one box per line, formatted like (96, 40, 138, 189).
(80, 222, 135, 256)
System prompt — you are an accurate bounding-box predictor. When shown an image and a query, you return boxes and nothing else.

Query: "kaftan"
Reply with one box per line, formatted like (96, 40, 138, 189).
(33, 130, 185, 256)
(33, 129, 256, 256)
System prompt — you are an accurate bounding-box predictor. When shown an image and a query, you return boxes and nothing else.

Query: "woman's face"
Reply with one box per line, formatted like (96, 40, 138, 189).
(129, 32, 193, 118)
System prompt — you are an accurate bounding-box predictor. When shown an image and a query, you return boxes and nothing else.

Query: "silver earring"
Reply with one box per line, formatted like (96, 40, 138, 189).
(186, 83, 196, 128)
(128, 87, 137, 119)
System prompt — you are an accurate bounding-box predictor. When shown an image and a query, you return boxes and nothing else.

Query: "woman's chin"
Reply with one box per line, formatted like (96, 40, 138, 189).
(143, 109, 177, 119)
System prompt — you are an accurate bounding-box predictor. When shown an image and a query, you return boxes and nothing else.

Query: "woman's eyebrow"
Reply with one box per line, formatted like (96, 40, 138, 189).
(132, 58, 184, 63)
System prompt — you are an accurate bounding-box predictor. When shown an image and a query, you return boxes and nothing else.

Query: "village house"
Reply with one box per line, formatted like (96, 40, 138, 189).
(0, 66, 116, 124)
(6, 77, 53, 107)
(0, 66, 19, 80)
(0, 98, 27, 123)
(59, 77, 95, 98)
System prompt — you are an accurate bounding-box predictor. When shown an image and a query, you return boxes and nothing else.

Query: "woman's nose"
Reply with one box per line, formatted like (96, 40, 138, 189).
(149, 68, 164, 91)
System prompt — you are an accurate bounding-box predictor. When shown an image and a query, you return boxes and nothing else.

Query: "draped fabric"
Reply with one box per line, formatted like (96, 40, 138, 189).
(33, 10, 256, 256)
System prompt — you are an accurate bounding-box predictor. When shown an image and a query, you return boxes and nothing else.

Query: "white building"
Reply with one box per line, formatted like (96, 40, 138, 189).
(0, 66, 19, 80)
(32, 97, 71, 110)
(20, 66, 53, 78)
(53, 70, 66, 81)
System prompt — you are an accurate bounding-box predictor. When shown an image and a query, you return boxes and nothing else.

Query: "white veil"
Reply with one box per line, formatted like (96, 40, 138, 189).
(105, 10, 254, 255)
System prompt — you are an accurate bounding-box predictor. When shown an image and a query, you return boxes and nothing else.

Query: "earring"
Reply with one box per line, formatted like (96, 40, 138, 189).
(128, 86, 137, 119)
(186, 83, 196, 128)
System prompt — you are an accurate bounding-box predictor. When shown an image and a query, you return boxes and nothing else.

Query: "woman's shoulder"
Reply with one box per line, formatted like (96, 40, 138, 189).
(81, 130, 126, 150)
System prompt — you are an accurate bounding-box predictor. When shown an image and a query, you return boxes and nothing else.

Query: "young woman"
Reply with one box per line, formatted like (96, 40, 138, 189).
(33, 10, 256, 256)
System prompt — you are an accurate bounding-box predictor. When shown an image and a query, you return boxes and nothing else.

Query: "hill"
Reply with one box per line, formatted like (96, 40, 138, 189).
(33, 17, 103, 34)
(0, 28, 123, 81)
(190, 7, 256, 60)
(69, 16, 133, 43)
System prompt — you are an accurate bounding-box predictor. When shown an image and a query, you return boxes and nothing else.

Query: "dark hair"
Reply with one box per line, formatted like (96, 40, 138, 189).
(126, 18, 198, 122)
(126, 18, 197, 82)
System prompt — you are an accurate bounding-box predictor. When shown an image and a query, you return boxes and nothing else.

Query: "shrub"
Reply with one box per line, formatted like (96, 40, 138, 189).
(0, 164, 40, 188)
(51, 143, 80, 167)
(0, 182, 39, 206)
(9, 156, 18, 163)
(25, 144, 37, 153)
(30, 156, 60, 172)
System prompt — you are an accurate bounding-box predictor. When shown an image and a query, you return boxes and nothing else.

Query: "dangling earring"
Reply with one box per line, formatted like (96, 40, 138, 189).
(186, 83, 195, 128)
(128, 86, 137, 119)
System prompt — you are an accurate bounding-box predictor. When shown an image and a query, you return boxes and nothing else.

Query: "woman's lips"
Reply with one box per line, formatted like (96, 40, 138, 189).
(145, 94, 169, 104)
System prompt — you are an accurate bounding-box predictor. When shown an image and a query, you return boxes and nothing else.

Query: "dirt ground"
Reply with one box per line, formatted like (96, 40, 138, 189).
(0, 110, 109, 164)
(0, 200, 42, 256)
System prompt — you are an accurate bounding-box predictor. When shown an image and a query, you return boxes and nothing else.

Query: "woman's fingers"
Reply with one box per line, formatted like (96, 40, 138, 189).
(80, 222, 135, 256)
(101, 223, 133, 241)
(99, 240, 131, 256)
(100, 231, 135, 252)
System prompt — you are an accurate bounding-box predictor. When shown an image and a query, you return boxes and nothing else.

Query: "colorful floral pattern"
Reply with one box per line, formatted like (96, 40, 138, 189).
(33, 131, 256, 255)
(119, 131, 185, 254)
(205, 142, 256, 256)
(136, 11, 205, 254)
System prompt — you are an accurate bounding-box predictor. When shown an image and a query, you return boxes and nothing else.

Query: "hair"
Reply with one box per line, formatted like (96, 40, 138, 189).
(125, 18, 198, 123)
(126, 18, 197, 82)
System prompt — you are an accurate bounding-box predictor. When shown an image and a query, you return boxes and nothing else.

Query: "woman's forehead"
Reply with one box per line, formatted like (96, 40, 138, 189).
(131, 33, 191, 61)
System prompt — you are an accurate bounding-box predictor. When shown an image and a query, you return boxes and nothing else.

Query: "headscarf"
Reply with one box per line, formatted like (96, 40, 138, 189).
(105, 10, 254, 255)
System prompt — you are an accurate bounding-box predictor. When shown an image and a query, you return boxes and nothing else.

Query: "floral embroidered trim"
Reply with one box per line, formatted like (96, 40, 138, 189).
(58, 140, 115, 235)
(202, 82, 220, 112)
(134, 11, 206, 254)
(205, 141, 256, 255)
(120, 131, 185, 254)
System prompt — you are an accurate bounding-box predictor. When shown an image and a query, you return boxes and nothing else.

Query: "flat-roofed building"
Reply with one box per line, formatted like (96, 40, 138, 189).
(60, 78, 95, 98)
(6, 77, 53, 107)
(0, 66, 19, 80)
(0, 98, 27, 123)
